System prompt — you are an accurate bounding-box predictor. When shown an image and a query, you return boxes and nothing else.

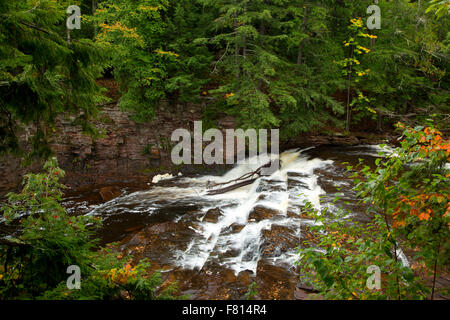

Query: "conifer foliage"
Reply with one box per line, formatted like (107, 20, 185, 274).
(0, 0, 448, 151)
(0, 0, 106, 159)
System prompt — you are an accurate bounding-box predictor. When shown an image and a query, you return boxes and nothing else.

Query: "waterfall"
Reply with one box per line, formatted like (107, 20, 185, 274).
(173, 148, 334, 274)
(83, 145, 392, 277)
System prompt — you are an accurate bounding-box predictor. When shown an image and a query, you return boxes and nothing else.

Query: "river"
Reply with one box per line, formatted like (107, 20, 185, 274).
(62, 145, 394, 299)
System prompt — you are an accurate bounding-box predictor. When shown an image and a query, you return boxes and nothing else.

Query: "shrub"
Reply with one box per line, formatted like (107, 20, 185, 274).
(297, 123, 449, 300)
(297, 204, 428, 300)
(39, 250, 180, 300)
(0, 158, 181, 300)
(0, 157, 100, 298)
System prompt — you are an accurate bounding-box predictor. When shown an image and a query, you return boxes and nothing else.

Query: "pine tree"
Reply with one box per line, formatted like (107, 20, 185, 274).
(163, 0, 215, 104)
(275, 0, 345, 137)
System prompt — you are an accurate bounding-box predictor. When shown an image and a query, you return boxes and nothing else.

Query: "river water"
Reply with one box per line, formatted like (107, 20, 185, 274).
(63, 145, 393, 299)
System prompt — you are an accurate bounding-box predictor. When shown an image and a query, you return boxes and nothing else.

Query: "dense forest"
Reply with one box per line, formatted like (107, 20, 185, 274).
(1, 0, 448, 155)
(0, 0, 449, 302)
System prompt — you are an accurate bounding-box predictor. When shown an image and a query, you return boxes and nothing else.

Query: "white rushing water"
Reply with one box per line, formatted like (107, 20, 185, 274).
(168, 148, 334, 274)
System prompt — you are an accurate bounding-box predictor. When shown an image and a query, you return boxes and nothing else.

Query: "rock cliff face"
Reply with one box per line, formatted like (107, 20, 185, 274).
(0, 100, 220, 194)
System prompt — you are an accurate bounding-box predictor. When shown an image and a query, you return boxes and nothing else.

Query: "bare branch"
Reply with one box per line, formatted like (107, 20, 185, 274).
(19, 21, 51, 35)
(24, 0, 41, 13)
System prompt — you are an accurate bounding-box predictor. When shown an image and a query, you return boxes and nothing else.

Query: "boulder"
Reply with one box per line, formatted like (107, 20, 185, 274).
(229, 223, 245, 233)
(203, 208, 223, 223)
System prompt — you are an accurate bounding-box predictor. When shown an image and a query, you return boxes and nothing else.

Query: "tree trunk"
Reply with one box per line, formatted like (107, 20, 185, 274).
(207, 178, 258, 195)
(377, 113, 383, 131)
(258, 19, 265, 90)
(234, 18, 240, 81)
(297, 2, 309, 65)
(234, 0, 240, 81)
(345, 47, 354, 132)
(242, 3, 247, 76)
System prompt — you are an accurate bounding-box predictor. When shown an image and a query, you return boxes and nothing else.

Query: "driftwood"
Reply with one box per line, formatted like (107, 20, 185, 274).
(206, 178, 258, 195)
(206, 159, 279, 195)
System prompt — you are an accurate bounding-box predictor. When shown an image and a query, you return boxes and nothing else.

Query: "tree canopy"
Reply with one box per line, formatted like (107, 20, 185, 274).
(0, 0, 448, 156)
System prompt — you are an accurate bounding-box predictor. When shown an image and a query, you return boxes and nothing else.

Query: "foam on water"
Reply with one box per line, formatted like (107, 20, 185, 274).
(173, 149, 335, 274)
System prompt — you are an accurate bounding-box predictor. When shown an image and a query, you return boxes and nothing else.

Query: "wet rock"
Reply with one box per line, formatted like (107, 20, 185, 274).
(256, 261, 298, 300)
(296, 281, 317, 292)
(287, 211, 298, 218)
(117, 220, 196, 263)
(120, 233, 148, 252)
(298, 223, 320, 247)
(202, 208, 223, 223)
(261, 225, 299, 258)
(257, 194, 268, 201)
(125, 225, 145, 233)
(223, 248, 241, 258)
(331, 135, 359, 145)
(248, 206, 278, 222)
(314, 168, 348, 194)
(128, 234, 143, 246)
(288, 179, 310, 190)
(237, 270, 253, 288)
(229, 223, 245, 233)
(188, 264, 255, 300)
(294, 287, 322, 300)
(99, 186, 121, 202)
(287, 172, 309, 179)
(222, 269, 238, 284)
(145, 221, 180, 235)
(256, 180, 287, 193)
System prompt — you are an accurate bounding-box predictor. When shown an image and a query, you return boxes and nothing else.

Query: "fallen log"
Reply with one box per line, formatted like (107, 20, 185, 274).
(207, 159, 279, 188)
(206, 178, 258, 195)
(206, 159, 281, 195)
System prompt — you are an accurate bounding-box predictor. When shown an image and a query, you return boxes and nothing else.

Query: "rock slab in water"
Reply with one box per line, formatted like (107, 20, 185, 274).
(248, 206, 278, 222)
(256, 261, 298, 300)
(145, 221, 181, 235)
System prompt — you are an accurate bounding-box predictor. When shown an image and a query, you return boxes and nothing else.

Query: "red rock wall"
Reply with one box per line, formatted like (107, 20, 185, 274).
(0, 100, 223, 193)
